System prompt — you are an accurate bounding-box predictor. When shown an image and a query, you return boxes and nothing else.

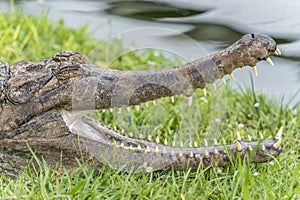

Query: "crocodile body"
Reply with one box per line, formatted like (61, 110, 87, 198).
(0, 33, 282, 174)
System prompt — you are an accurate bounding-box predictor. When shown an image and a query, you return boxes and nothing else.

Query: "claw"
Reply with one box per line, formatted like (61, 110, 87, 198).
(275, 47, 281, 56)
(253, 66, 258, 76)
(273, 138, 282, 149)
(266, 57, 274, 66)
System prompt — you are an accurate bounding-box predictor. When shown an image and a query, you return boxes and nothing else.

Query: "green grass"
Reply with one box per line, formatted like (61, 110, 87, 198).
(0, 9, 299, 200)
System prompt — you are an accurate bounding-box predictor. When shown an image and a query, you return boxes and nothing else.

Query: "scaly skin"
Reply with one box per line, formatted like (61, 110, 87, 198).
(0, 33, 282, 174)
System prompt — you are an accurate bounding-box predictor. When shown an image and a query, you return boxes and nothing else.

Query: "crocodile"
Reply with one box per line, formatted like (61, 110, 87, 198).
(0, 33, 283, 174)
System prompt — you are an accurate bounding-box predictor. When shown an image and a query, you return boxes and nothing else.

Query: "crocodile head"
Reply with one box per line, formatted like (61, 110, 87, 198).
(0, 33, 282, 173)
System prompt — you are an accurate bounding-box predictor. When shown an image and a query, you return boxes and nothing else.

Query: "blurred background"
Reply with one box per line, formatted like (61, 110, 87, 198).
(1, 0, 300, 106)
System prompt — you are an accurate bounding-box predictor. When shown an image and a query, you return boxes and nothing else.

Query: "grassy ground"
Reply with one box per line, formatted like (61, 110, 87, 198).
(0, 10, 299, 200)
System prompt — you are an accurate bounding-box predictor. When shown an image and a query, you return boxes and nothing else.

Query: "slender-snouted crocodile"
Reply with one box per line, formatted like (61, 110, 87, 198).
(0, 33, 283, 174)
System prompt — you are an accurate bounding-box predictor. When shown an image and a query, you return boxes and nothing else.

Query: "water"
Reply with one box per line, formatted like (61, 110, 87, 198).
(1, 0, 300, 106)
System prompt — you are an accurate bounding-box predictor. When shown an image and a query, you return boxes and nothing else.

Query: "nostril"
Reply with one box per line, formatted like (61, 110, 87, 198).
(251, 33, 255, 39)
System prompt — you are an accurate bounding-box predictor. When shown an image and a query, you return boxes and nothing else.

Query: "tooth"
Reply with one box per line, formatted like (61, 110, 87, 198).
(147, 135, 152, 141)
(261, 144, 265, 151)
(156, 136, 160, 144)
(164, 138, 168, 146)
(273, 138, 282, 149)
(120, 143, 125, 148)
(172, 140, 176, 147)
(143, 162, 147, 167)
(236, 141, 242, 151)
(275, 47, 281, 55)
(230, 73, 235, 81)
(135, 105, 140, 111)
(152, 100, 157, 105)
(248, 135, 252, 142)
(139, 134, 143, 139)
(194, 141, 198, 148)
(145, 102, 149, 107)
(189, 141, 193, 148)
(214, 138, 218, 145)
(155, 146, 159, 153)
(195, 154, 201, 159)
(205, 150, 209, 156)
(187, 96, 193, 106)
(204, 139, 208, 147)
(163, 147, 167, 154)
(127, 107, 131, 112)
(137, 145, 142, 150)
(180, 140, 184, 148)
(214, 149, 219, 155)
(259, 132, 264, 140)
(179, 151, 183, 157)
(222, 138, 226, 144)
(237, 131, 241, 141)
(213, 83, 217, 90)
(276, 126, 283, 139)
(248, 146, 253, 151)
(266, 57, 274, 66)
(110, 108, 114, 112)
(241, 68, 245, 74)
(146, 146, 151, 153)
(171, 96, 175, 103)
(171, 149, 175, 156)
(202, 88, 207, 97)
(223, 78, 227, 85)
(190, 151, 194, 158)
(180, 140, 183, 148)
(129, 145, 134, 150)
(253, 66, 258, 76)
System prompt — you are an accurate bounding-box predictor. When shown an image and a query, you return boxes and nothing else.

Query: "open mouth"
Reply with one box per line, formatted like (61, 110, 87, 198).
(61, 33, 282, 172)
(0, 33, 282, 174)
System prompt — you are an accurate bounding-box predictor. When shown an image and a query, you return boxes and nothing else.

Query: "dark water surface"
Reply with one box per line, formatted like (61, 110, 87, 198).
(1, 0, 300, 106)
